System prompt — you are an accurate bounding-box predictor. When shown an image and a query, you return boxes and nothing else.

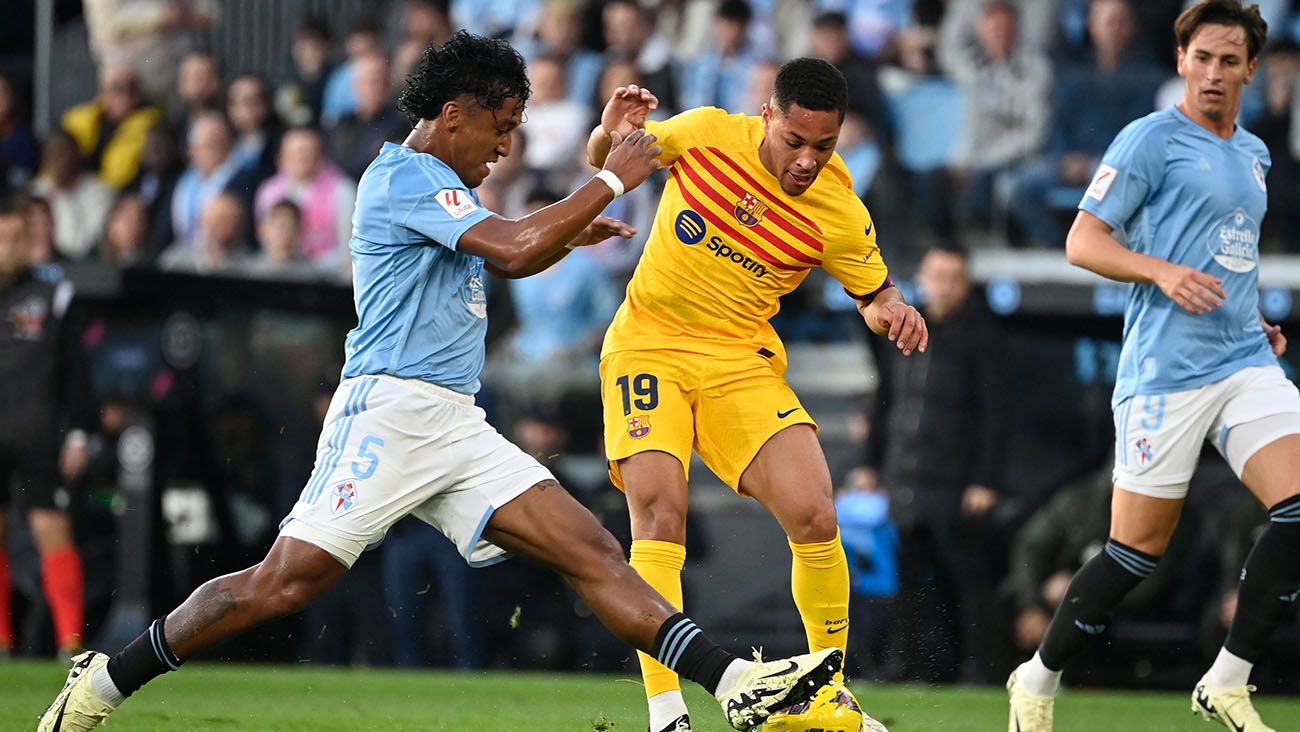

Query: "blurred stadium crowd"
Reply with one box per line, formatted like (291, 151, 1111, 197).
(0, 0, 1298, 689)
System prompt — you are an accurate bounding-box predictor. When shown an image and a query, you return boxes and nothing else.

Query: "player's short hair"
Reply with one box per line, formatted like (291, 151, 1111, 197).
(398, 30, 532, 125)
(1175, 0, 1268, 60)
(772, 58, 847, 123)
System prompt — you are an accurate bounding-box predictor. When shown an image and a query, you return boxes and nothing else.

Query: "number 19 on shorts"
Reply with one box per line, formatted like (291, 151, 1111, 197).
(616, 373, 659, 415)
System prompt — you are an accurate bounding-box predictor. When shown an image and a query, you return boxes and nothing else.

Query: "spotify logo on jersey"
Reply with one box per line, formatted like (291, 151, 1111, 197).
(675, 210, 707, 245)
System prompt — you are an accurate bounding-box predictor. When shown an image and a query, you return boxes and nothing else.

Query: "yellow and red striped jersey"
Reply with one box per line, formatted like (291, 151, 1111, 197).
(601, 107, 890, 364)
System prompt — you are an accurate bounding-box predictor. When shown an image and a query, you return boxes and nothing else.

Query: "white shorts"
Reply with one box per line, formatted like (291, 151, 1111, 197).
(279, 374, 554, 568)
(1113, 365, 1300, 499)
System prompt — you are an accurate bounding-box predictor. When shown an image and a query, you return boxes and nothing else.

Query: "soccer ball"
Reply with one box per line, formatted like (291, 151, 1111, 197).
(761, 681, 889, 732)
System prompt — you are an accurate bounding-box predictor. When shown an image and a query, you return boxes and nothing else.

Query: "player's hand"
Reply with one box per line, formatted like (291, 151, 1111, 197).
(603, 128, 662, 192)
(1264, 319, 1287, 357)
(876, 302, 928, 356)
(1153, 261, 1226, 315)
(569, 215, 636, 248)
(601, 84, 658, 138)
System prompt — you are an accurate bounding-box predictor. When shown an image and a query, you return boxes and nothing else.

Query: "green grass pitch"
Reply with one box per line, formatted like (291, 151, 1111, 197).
(3, 660, 1299, 731)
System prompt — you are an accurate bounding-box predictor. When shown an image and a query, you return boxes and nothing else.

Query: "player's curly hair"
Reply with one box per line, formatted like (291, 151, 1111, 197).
(397, 30, 531, 125)
(772, 58, 847, 123)
(1175, 0, 1268, 60)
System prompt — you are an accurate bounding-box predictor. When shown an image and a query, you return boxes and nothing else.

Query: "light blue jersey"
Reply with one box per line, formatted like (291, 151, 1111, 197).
(341, 142, 496, 393)
(1080, 105, 1275, 406)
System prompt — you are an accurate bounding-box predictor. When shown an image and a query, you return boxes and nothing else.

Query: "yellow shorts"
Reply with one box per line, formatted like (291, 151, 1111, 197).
(600, 348, 817, 492)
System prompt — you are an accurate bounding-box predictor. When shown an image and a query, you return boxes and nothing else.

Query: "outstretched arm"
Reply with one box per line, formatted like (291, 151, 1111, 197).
(1066, 210, 1227, 315)
(587, 84, 659, 168)
(462, 130, 660, 277)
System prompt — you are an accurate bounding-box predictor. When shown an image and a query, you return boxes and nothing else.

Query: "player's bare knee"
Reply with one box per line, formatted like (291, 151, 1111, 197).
(629, 488, 687, 541)
(785, 500, 839, 544)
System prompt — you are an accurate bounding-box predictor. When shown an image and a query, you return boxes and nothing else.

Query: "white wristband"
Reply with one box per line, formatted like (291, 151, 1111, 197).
(593, 169, 625, 198)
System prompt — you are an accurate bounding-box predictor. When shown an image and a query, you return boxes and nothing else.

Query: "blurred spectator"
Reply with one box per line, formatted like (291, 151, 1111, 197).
(82, 0, 217, 102)
(254, 127, 356, 266)
(523, 0, 604, 107)
(242, 199, 319, 280)
(0, 193, 88, 657)
(604, 0, 679, 112)
(321, 18, 383, 125)
(866, 245, 1009, 682)
(1005, 0, 1164, 247)
(1001, 460, 1199, 656)
(679, 0, 762, 112)
(275, 16, 334, 126)
(812, 0, 919, 59)
(99, 193, 151, 267)
(326, 54, 409, 181)
(837, 111, 884, 197)
(0, 72, 38, 191)
(130, 123, 184, 257)
(809, 11, 894, 154)
(160, 191, 250, 274)
(452, 0, 541, 46)
(170, 111, 257, 248)
(837, 466, 900, 679)
(391, 0, 453, 89)
(1255, 39, 1300, 251)
(741, 58, 780, 115)
(935, 0, 1059, 58)
(938, 0, 1051, 231)
(227, 73, 283, 186)
(32, 131, 115, 261)
(22, 196, 61, 278)
(382, 518, 484, 669)
(172, 50, 224, 139)
(520, 55, 590, 178)
(61, 64, 163, 191)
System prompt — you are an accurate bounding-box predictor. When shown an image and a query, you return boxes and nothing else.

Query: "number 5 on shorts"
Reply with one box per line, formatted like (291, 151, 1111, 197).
(616, 373, 659, 415)
(352, 435, 385, 479)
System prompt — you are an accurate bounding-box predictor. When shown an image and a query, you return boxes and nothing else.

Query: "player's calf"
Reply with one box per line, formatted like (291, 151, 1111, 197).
(1035, 539, 1158, 677)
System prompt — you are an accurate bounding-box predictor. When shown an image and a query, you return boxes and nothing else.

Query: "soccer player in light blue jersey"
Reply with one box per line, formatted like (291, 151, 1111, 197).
(37, 33, 844, 732)
(1007, 3, 1299, 732)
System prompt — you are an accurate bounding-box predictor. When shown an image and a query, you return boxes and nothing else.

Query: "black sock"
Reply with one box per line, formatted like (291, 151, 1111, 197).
(651, 613, 738, 695)
(106, 616, 183, 697)
(1038, 539, 1157, 670)
(1225, 495, 1300, 662)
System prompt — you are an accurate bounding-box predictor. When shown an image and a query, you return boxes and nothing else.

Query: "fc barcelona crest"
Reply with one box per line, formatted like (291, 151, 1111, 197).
(734, 192, 767, 227)
(627, 414, 651, 439)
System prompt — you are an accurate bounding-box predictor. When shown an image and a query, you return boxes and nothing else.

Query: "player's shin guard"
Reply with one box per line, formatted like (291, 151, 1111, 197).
(105, 616, 184, 697)
(1224, 495, 1300, 663)
(0, 547, 12, 651)
(1038, 539, 1157, 670)
(789, 532, 850, 657)
(40, 546, 84, 651)
(650, 612, 737, 695)
(631, 539, 688, 698)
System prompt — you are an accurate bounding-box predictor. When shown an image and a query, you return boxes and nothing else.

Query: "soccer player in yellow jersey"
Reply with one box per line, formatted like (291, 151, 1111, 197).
(587, 58, 927, 732)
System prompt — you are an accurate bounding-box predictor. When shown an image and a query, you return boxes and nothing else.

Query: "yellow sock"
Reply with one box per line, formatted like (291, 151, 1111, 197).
(630, 539, 687, 699)
(790, 531, 851, 659)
